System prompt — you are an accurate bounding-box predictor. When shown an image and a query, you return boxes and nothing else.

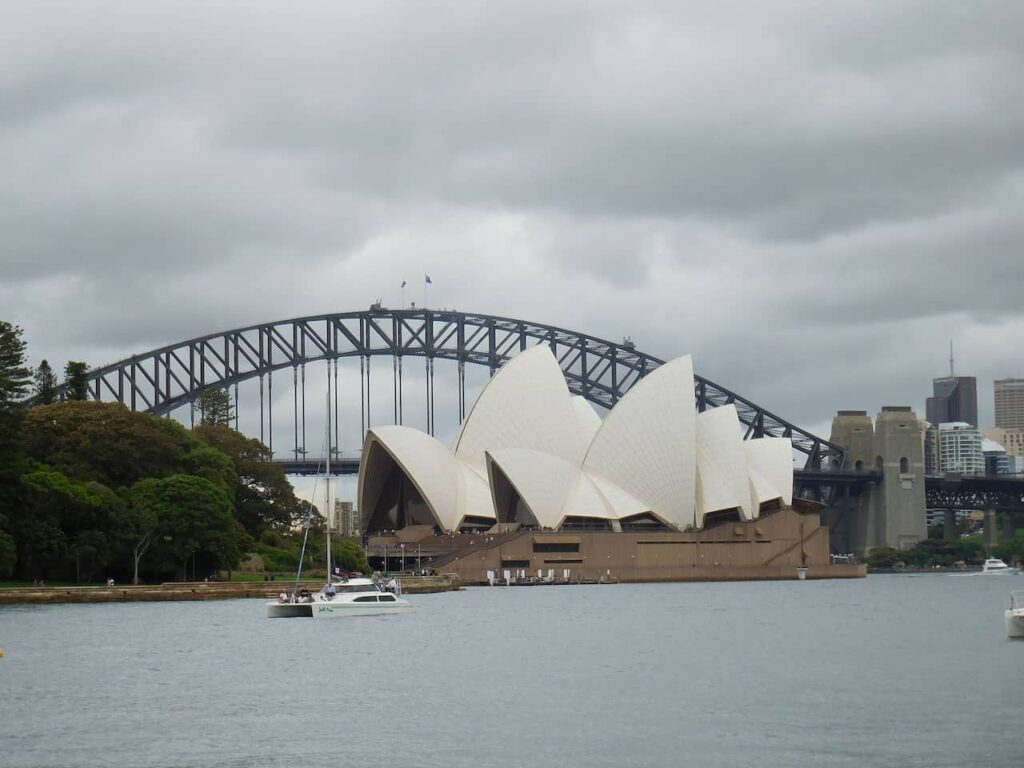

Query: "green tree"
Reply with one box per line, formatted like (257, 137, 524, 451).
(64, 361, 90, 401)
(194, 424, 303, 537)
(0, 321, 31, 567)
(13, 463, 119, 580)
(130, 475, 249, 580)
(333, 536, 371, 574)
(115, 486, 160, 584)
(866, 547, 904, 568)
(23, 401, 235, 492)
(0, 529, 16, 578)
(193, 386, 234, 427)
(34, 359, 58, 404)
(0, 321, 32, 406)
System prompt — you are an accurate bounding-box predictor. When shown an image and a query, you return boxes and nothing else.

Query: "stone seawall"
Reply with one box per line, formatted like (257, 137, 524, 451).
(0, 574, 460, 605)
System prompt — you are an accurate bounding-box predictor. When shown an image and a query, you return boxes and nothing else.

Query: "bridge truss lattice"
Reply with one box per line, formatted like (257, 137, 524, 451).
(69, 309, 844, 470)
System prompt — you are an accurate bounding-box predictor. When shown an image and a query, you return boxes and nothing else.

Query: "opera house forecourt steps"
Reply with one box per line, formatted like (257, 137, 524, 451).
(359, 346, 865, 583)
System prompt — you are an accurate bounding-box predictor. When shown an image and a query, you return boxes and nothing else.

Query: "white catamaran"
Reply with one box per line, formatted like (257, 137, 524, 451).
(266, 396, 411, 618)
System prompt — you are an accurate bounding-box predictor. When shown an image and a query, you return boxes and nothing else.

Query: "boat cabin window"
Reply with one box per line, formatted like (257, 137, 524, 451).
(338, 584, 379, 593)
(354, 595, 379, 602)
(379, 594, 396, 602)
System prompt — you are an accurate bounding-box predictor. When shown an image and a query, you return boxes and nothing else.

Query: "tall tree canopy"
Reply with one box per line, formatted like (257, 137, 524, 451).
(0, 321, 31, 554)
(128, 475, 249, 579)
(12, 462, 123, 580)
(0, 321, 32, 407)
(193, 386, 234, 427)
(23, 402, 236, 492)
(193, 424, 303, 537)
(34, 359, 58, 404)
(63, 361, 90, 401)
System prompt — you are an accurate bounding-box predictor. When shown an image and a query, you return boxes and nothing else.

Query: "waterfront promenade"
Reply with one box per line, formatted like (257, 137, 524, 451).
(0, 573, 459, 605)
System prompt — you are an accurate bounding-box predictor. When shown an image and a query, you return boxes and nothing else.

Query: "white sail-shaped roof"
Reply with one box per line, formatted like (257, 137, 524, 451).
(744, 437, 794, 507)
(570, 396, 602, 458)
(563, 472, 618, 521)
(453, 346, 585, 469)
(746, 467, 775, 517)
(456, 459, 496, 526)
(359, 426, 462, 530)
(694, 405, 754, 525)
(586, 472, 654, 520)
(582, 355, 697, 530)
(358, 350, 797, 535)
(486, 448, 580, 529)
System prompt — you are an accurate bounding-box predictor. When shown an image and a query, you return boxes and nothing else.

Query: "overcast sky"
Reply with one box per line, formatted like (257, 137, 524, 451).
(3, 0, 1023, 481)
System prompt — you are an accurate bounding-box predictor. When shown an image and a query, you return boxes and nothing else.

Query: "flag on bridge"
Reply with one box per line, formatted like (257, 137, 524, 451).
(425, 275, 432, 284)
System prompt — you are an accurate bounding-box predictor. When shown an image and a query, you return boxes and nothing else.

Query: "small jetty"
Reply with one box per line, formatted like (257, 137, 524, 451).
(0, 573, 459, 605)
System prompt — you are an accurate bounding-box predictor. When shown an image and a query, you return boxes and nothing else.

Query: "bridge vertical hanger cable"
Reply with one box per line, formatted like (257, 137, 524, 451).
(393, 354, 398, 425)
(425, 356, 431, 436)
(300, 362, 307, 461)
(457, 316, 465, 423)
(232, 334, 240, 431)
(398, 355, 404, 425)
(292, 365, 299, 460)
(325, 361, 331, 463)
(458, 359, 465, 423)
(267, 343, 273, 459)
(360, 353, 365, 443)
(333, 358, 339, 463)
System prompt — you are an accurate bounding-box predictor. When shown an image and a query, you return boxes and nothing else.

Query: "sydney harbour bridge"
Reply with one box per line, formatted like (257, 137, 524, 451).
(59, 308, 1024, 516)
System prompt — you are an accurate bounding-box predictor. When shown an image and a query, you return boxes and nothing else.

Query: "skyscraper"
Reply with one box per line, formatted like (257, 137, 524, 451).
(937, 422, 984, 476)
(926, 376, 977, 427)
(994, 378, 1024, 429)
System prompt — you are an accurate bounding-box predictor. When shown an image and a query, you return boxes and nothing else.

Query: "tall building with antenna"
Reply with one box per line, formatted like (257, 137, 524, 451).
(925, 342, 977, 427)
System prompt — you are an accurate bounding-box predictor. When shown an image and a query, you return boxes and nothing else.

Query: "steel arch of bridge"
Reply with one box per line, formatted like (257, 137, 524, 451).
(74, 308, 844, 469)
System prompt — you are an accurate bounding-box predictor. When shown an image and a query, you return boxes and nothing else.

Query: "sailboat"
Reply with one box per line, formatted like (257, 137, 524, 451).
(266, 395, 412, 618)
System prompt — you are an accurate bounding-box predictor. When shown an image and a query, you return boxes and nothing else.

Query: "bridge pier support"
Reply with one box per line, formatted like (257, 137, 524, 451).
(984, 508, 998, 551)
(944, 509, 957, 541)
(829, 407, 927, 559)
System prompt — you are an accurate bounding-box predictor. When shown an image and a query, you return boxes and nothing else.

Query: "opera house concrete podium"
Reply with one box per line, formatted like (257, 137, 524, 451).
(359, 347, 863, 582)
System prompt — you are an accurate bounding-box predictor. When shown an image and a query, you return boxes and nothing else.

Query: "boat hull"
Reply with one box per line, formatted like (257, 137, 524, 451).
(311, 601, 412, 618)
(1008, 610, 1024, 639)
(266, 602, 313, 618)
(266, 599, 412, 618)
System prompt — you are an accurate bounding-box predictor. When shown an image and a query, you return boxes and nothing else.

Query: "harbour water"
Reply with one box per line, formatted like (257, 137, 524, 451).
(1, 573, 1021, 767)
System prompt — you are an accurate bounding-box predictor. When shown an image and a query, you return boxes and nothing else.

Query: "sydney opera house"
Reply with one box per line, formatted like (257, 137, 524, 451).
(359, 347, 863, 582)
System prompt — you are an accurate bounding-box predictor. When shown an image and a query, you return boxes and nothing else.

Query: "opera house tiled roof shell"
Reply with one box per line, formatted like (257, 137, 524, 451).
(358, 346, 794, 533)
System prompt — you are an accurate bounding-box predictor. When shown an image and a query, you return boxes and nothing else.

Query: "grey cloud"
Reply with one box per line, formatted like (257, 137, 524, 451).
(3, 0, 1023, 442)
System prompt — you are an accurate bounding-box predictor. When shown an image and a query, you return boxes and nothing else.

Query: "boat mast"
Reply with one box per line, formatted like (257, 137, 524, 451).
(325, 392, 332, 583)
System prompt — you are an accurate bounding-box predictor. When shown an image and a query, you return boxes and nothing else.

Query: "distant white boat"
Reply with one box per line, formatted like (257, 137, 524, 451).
(1006, 591, 1024, 639)
(981, 558, 1018, 575)
(266, 577, 412, 618)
